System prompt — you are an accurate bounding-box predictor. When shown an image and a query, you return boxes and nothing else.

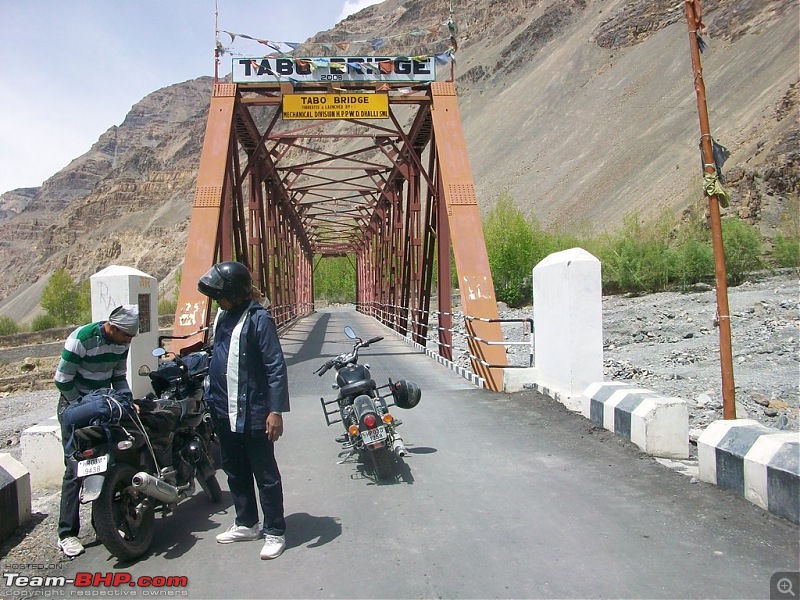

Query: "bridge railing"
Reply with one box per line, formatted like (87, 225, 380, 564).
(356, 301, 534, 372)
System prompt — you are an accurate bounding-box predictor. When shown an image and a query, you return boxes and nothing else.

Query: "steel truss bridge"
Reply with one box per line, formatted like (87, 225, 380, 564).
(171, 75, 508, 390)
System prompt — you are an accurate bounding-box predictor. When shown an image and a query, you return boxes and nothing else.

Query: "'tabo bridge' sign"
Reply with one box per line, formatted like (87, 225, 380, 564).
(233, 56, 436, 83)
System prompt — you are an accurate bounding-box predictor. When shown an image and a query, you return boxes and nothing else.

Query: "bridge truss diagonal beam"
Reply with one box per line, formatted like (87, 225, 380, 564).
(173, 78, 507, 390)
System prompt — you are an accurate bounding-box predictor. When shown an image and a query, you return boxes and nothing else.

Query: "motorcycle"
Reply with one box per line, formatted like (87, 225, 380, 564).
(317, 326, 421, 481)
(70, 330, 220, 561)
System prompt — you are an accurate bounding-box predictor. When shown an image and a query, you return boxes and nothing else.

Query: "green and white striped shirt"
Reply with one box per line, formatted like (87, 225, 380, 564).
(54, 322, 131, 403)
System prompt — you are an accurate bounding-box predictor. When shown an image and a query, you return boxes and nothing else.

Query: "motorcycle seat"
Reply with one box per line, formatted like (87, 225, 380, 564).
(338, 379, 377, 399)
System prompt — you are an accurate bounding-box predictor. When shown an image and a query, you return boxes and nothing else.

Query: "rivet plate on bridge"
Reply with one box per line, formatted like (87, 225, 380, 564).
(194, 186, 222, 207)
(431, 82, 457, 97)
(447, 184, 477, 214)
(214, 83, 237, 97)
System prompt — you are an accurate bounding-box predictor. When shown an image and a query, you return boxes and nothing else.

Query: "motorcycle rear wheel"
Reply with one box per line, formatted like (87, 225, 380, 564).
(92, 464, 155, 561)
(370, 447, 394, 481)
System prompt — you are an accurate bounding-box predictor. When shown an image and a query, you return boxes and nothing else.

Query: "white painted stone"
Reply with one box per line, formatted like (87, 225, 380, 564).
(90, 265, 159, 398)
(20, 415, 63, 488)
(697, 419, 760, 485)
(531, 248, 603, 400)
(631, 396, 689, 459)
(579, 382, 630, 418)
(743, 432, 799, 510)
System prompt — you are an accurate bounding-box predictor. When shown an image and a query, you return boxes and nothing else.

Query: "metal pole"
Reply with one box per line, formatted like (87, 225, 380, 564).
(684, 0, 736, 419)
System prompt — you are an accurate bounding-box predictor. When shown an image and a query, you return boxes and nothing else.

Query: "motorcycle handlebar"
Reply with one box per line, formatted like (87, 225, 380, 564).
(363, 336, 384, 346)
(314, 362, 333, 376)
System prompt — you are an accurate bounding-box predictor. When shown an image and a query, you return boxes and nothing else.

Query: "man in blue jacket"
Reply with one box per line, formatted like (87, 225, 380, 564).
(198, 261, 290, 560)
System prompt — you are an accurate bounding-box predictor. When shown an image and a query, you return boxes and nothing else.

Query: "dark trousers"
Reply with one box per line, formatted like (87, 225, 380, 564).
(57, 396, 80, 540)
(216, 426, 286, 537)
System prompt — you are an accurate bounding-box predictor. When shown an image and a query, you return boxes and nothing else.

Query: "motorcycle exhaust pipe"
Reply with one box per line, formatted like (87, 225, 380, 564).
(392, 436, 408, 457)
(132, 471, 180, 504)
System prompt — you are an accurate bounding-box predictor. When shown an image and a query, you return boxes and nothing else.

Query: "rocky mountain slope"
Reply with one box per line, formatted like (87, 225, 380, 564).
(0, 0, 797, 323)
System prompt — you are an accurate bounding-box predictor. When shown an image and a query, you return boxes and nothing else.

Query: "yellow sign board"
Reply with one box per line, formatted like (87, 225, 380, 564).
(282, 94, 389, 120)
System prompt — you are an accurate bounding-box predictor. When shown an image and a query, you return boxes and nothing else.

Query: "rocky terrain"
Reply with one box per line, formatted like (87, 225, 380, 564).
(0, 0, 797, 326)
(0, 270, 796, 573)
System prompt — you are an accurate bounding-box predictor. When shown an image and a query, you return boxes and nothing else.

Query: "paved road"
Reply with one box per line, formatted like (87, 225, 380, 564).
(58, 308, 798, 599)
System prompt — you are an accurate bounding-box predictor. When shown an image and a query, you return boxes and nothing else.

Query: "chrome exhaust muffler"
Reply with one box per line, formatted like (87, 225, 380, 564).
(132, 471, 180, 504)
(392, 436, 407, 457)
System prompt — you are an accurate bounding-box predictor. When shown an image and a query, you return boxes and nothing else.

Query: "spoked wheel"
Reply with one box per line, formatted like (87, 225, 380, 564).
(92, 464, 155, 561)
(370, 447, 394, 481)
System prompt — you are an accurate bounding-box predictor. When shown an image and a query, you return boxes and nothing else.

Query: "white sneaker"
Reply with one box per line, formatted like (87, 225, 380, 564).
(260, 534, 286, 559)
(58, 536, 85, 557)
(215, 523, 261, 544)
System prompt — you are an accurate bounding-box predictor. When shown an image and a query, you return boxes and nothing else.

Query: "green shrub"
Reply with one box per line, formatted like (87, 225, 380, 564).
(483, 195, 543, 306)
(594, 212, 674, 293)
(672, 237, 715, 288)
(158, 297, 177, 316)
(31, 313, 60, 332)
(772, 231, 800, 269)
(314, 256, 356, 303)
(0, 315, 19, 336)
(721, 218, 763, 284)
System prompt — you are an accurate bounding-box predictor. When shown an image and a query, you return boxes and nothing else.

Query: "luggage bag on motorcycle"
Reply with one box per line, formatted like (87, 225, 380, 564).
(61, 388, 131, 429)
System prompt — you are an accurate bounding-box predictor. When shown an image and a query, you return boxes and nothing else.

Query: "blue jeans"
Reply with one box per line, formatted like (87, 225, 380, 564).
(57, 395, 81, 540)
(216, 426, 286, 536)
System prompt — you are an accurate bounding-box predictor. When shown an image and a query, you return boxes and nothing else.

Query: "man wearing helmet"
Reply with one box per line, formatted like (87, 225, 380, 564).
(197, 261, 290, 560)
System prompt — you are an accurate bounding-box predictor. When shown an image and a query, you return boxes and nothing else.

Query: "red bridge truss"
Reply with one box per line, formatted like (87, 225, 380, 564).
(172, 78, 508, 390)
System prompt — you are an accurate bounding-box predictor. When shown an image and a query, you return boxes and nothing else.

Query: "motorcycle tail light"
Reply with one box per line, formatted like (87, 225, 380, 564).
(348, 424, 360, 436)
(363, 414, 377, 429)
(80, 449, 96, 459)
(382, 413, 393, 424)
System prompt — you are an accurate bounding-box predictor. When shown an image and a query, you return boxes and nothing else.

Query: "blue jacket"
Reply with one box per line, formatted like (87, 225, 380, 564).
(207, 301, 290, 433)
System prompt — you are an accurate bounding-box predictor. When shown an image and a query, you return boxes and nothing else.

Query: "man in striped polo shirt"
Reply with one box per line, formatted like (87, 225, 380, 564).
(53, 304, 139, 557)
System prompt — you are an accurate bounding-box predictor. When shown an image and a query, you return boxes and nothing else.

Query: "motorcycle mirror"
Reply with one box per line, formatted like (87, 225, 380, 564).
(344, 326, 357, 339)
(137, 365, 151, 376)
(152, 347, 167, 358)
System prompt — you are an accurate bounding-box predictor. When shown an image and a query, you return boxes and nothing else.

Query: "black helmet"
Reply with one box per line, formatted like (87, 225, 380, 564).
(391, 379, 421, 409)
(197, 261, 252, 302)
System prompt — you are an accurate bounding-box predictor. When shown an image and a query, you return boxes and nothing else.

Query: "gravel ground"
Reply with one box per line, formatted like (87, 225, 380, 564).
(0, 270, 797, 576)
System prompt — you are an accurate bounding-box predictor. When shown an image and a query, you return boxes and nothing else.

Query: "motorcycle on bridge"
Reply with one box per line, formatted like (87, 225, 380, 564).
(316, 326, 421, 481)
(64, 330, 220, 560)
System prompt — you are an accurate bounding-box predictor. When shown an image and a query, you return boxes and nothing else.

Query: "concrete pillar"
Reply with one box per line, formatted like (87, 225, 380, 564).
(0, 453, 31, 541)
(531, 248, 603, 406)
(90, 265, 158, 398)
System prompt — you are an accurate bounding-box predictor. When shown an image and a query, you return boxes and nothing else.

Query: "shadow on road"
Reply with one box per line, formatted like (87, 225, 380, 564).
(285, 511, 341, 549)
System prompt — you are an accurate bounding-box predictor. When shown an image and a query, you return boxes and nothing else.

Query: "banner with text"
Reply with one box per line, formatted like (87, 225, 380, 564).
(233, 56, 436, 83)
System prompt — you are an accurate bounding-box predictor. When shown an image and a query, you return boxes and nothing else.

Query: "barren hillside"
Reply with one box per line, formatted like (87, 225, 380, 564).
(0, 0, 797, 323)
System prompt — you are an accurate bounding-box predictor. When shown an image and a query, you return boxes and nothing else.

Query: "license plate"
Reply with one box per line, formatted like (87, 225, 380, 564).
(361, 426, 387, 445)
(77, 455, 109, 477)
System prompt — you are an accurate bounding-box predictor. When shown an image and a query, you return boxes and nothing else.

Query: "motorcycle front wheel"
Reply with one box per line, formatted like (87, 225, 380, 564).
(370, 447, 394, 481)
(92, 464, 155, 561)
(197, 472, 222, 502)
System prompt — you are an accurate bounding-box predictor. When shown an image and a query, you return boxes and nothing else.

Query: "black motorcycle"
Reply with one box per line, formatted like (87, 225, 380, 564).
(70, 331, 220, 560)
(317, 326, 421, 481)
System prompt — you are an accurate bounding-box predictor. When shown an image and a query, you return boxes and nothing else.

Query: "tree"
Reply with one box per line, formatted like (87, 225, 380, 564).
(40, 268, 81, 325)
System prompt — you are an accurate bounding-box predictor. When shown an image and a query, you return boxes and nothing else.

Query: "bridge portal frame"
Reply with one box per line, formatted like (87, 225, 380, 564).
(172, 78, 507, 390)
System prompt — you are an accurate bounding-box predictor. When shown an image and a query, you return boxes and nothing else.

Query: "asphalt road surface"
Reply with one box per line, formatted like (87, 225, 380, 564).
(55, 308, 798, 599)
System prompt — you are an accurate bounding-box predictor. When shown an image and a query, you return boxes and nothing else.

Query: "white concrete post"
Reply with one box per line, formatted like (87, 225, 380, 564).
(532, 248, 603, 408)
(90, 265, 158, 398)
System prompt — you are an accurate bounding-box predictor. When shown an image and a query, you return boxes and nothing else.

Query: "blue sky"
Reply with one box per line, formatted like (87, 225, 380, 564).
(0, 0, 382, 195)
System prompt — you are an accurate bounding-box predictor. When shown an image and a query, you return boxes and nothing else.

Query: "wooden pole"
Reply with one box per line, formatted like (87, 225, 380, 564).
(684, 0, 736, 419)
